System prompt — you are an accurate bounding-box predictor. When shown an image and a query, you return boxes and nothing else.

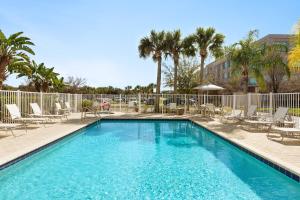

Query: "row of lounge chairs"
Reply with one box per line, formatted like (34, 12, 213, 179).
(0, 102, 71, 136)
(222, 105, 300, 140)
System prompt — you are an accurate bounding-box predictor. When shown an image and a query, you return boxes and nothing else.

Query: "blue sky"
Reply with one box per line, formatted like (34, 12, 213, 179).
(0, 0, 299, 88)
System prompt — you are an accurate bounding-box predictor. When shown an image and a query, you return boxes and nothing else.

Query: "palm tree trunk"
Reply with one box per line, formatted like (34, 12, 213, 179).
(155, 57, 162, 112)
(271, 74, 278, 93)
(242, 67, 249, 117)
(0, 58, 9, 90)
(199, 55, 205, 84)
(173, 55, 179, 93)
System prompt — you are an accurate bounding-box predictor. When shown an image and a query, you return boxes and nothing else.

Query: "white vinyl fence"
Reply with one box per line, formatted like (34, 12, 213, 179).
(0, 90, 82, 123)
(1, 90, 300, 127)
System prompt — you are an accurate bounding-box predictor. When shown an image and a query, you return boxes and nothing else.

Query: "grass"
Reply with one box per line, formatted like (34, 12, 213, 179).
(257, 107, 300, 116)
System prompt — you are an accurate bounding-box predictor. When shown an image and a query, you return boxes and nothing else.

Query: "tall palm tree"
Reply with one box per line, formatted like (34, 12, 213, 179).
(165, 30, 194, 93)
(226, 30, 261, 93)
(261, 43, 290, 93)
(17, 60, 61, 92)
(188, 27, 225, 83)
(0, 30, 35, 88)
(138, 30, 167, 111)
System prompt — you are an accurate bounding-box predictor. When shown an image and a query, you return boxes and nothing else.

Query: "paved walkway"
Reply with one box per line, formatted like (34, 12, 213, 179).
(0, 112, 300, 177)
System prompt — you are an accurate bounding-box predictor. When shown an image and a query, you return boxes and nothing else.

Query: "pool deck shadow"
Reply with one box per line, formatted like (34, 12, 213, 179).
(0, 112, 300, 179)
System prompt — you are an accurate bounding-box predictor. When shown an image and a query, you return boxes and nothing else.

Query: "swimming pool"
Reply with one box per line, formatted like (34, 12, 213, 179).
(0, 119, 300, 199)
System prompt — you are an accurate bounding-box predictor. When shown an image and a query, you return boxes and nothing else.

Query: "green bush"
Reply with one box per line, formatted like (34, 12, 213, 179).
(82, 99, 93, 108)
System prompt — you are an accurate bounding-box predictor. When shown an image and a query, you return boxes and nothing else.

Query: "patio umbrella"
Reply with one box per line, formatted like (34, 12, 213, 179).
(193, 83, 224, 94)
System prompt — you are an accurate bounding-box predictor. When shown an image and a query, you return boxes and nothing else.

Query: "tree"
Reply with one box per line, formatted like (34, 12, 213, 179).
(261, 43, 290, 93)
(138, 30, 167, 111)
(187, 27, 225, 83)
(0, 30, 35, 88)
(226, 30, 262, 93)
(17, 60, 61, 92)
(288, 19, 300, 71)
(65, 76, 87, 92)
(165, 30, 194, 93)
(163, 57, 198, 94)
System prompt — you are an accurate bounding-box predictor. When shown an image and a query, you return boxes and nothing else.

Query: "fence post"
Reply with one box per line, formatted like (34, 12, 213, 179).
(161, 93, 164, 114)
(184, 94, 187, 114)
(248, 93, 251, 108)
(119, 94, 122, 112)
(16, 90, 21, 108)
(74, 94, 78, 112)
(40, 91, 43, 114)
(221, 94, 225, 107)
(233, 93, 236, 112)
(269, 92, 273, 115)
(204, 94, 206, 104)
(138, 93, 141, 113)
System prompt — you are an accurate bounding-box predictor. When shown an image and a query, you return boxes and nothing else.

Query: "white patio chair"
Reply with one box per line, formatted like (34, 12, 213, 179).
(30, 103, 65, 121)
(245, 105, 258, 119)
(6, 104, 48, 131)
(128, 101, 137, 112)
(167, 103, 177, 113)
(64, 102, 72, 113)
(222, 109, 243, 121)
(272, 127, 300, 141)
(55, 103, 69, 118)
(245, 107, 290, 131)
(0, 122, 22, 137)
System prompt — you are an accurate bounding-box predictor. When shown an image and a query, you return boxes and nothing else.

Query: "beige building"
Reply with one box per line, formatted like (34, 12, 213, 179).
(205, 34, 291, 92)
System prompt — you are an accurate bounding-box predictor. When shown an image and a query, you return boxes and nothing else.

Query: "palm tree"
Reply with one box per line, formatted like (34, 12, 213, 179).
(17, 60, 61, 92)
(0, 30, 35, 88)
(261, 43, 290, 93)
(226, 30, 261, 93)
(288, 20, 300, 70)
(165, 30, 194, 93)
(138, 30, 167, 111)
(188, 27, 225, 83)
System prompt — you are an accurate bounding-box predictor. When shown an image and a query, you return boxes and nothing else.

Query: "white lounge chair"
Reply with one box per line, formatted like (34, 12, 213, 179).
(6, 104, 48, 131)
(64, 102, 72, 113)
(222, 109, 243, 121)
(245, 107, 290, 130)
(0, 122, 22, 137)
(245, 105, 258, 119)
(167, 103, 177, 113)
(272, 127, 300, 141)
(205, 104, 215, 117)
(30, 103, 65, 121)
(128, 101, 137, 112)
(55, 103, 69, 118)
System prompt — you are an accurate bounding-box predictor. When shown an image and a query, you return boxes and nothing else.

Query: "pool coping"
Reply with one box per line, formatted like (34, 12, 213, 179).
(0, 121, 99, 170)
(0, 116, 299, 183)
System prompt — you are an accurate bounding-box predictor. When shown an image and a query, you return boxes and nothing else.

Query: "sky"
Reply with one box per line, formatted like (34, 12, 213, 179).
(0, 0, 299, 89)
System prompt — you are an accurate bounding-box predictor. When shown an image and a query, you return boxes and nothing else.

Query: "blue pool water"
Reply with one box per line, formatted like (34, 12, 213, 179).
(0, 119, 300, 199)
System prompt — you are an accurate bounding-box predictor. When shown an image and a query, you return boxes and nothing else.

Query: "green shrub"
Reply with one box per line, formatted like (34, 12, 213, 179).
(82, 99, 93, 108)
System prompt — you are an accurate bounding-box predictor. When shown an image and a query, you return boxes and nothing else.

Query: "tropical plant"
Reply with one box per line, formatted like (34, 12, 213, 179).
(288, 19, 300, 71)
(138, 30, 167, 111)
(226, 30, 262, 93)
(165, 30, 195, 93)
(187, 27, 225, 83)
(163, 57, 198, 94)
(261, 43, 290, 93)
(0, 30, 34, 88)
(17, 60, 62, 92)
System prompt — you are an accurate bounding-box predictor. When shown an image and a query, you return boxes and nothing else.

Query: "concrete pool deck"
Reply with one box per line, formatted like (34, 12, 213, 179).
(0, 112, 300, 179)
